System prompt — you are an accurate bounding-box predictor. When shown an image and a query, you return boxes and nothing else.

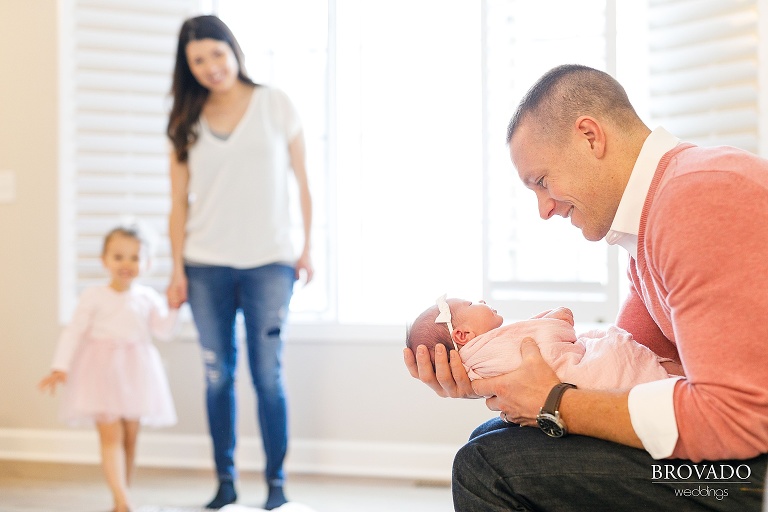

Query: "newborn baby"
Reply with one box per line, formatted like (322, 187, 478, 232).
(406, 295, 682, 390)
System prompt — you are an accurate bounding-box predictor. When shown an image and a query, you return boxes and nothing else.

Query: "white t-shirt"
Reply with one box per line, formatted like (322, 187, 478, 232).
(184, 86, 302, 268)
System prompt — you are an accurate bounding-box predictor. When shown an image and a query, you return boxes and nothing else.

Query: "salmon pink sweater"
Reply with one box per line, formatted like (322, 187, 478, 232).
(617, 143, 768, 462)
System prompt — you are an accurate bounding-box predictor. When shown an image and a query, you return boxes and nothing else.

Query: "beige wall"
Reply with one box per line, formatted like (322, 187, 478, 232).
(0, 0, 491, 479)
(0, 1, 64, 428)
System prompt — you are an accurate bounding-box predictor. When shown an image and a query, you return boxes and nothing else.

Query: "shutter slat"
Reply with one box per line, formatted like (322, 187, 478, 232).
(650, 9, 757, 47)
(76, 29, 177, 54)
(651, 34, 757, 70)
(78, 71, 171, 95)
(78, 0, 193, 15)
(648, 0, 755, 27)
(653, 108, 757, 137)
(77, 133, 168, 153)
(77, 177, 170, 194)
(650, 85, 757, 116)
(77, 155, 169, 173)
(77, 7, 184, 33)
(650, 61, 756, 93)
(78, 50, 174, 73)
(76, 216, 171, 242)
(76, 91, 167, 114)
(77, 197, 170, 215)
(78, 112, 167, 133)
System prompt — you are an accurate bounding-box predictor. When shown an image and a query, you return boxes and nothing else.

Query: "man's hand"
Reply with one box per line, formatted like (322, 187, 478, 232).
(471, 337, 560, 426)
(403, 343, 481, 398)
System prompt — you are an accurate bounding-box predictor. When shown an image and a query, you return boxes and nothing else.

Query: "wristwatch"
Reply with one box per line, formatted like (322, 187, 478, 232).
(536, 382, 577, 438)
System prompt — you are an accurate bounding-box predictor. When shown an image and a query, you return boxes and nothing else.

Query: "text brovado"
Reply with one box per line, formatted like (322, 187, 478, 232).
(652, 464, 752, 481)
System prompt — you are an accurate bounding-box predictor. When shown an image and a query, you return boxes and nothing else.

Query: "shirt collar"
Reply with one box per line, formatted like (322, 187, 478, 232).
(606, 126, 680, 258)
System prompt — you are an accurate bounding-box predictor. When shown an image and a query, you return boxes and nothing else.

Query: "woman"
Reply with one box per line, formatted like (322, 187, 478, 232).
(166, 14, 313, 510)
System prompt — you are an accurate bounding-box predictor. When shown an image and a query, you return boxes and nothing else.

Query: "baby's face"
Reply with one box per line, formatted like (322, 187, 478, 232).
(448, 299, 504, 338)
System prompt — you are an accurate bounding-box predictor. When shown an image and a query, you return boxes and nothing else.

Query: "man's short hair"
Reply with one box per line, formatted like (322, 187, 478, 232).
(506, 64, 640, 144)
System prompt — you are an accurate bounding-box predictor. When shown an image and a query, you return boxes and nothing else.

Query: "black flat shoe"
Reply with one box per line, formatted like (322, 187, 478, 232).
(264, 484, 287, 510)
(205, 481, 237, 509)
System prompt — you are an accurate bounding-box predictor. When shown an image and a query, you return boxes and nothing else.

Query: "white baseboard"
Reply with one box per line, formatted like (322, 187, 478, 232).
(0, 428, 456, 482)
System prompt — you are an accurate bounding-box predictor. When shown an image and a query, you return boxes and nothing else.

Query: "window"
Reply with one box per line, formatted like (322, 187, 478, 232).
(214, 0, 332, 318)
(215, 0, 485, 326)
(62, 0, 766, 330)
(216, 0, 621, 326)
(483, 0, 620, 323)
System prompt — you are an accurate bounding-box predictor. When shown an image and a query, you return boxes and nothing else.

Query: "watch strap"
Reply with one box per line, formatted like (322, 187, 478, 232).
(542, 382, 576, 414)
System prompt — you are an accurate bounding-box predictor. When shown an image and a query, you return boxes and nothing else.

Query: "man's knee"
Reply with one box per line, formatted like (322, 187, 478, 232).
(453, 438, 489, 482)
(469, 417, 509, 440)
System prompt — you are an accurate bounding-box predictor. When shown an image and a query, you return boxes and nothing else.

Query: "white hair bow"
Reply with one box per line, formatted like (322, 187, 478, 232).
(435, 294, 458, 350)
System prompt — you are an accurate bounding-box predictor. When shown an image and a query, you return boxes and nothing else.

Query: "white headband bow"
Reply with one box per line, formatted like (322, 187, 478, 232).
(435, 294, 458, 350)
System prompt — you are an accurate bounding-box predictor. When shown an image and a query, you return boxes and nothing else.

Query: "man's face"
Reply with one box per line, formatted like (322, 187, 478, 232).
(509, 121, 618, 242)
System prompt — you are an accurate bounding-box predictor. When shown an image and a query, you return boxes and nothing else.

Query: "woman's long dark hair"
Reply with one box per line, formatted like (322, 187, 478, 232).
(166, 15, 257, 162)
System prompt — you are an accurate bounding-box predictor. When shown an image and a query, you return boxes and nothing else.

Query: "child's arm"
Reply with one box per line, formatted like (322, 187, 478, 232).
(152, 308, 180, 341)
(148, 288, 181, 341)
(48, 288, 98, 373)
(37, 370, 67, 395)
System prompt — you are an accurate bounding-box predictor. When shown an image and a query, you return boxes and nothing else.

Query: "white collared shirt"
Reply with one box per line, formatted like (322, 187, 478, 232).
(606, 126, 683, 459)
(606, 126, 680, 259)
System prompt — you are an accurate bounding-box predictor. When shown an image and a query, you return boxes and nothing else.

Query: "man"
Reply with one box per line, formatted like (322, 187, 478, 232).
(404, 64, 768, 511)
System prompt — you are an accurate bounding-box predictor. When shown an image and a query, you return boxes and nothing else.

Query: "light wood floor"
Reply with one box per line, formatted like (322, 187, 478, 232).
(0, 460, 453, 512)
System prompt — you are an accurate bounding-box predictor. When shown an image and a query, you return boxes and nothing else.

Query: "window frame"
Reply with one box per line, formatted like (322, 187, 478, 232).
(60, 0, 768, 337)
(479, 0, 622, 324)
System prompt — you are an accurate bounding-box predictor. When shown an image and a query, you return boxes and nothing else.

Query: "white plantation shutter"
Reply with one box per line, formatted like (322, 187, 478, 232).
(60, 0, 199, 319)
(647, 0, 763, 153)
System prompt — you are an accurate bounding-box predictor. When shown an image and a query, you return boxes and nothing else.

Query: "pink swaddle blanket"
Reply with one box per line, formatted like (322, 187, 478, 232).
(460, 318, 671, 389)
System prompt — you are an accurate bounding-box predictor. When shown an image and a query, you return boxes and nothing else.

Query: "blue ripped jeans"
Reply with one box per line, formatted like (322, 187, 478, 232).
(186, 263, 295, 487)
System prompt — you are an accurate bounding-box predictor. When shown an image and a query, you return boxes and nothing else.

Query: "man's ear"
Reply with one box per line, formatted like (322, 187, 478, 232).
(574, 116, 606, 158)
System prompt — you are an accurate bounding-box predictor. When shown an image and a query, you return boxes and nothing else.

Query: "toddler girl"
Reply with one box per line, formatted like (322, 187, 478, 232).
(38, 225, 179, 512)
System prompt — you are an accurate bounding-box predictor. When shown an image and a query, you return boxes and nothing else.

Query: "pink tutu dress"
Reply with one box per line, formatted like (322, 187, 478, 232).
(50, 284, 178, 427)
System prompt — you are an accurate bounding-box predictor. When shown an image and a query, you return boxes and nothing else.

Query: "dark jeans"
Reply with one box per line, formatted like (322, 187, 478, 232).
(453, 418, 766, 512)
(186, 263, 295, 487)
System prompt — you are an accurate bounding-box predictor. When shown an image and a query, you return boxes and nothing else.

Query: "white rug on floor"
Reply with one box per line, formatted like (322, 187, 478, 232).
(136, 507, 204, 512)
(136, 504, 317, 512)
(136, 508, 204, 512)
(222, 504, 318, 512)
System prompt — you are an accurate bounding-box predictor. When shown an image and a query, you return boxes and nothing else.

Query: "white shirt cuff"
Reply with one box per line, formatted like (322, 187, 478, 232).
(627, 377, 683, 459)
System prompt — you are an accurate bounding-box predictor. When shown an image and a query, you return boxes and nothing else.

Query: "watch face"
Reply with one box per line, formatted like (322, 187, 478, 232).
(537, 414, 566, 438)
